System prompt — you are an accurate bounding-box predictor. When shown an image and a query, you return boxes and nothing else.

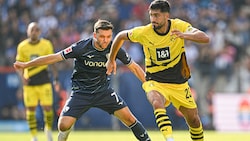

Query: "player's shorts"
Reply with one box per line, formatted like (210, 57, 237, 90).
(23, 83, 53, 107)
(142, 80, 197, 109)
(61, 88, 127, 119)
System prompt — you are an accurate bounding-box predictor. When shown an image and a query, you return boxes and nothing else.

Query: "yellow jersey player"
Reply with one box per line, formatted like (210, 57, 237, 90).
(106, 0, 210, 141)
(15, 22, 57, 141)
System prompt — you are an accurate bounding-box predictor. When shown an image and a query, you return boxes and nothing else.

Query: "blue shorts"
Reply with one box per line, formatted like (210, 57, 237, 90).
(61, 89, 127, 119)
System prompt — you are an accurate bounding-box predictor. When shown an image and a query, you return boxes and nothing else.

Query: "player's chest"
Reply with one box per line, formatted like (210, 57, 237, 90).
(144, 38, 183, 61)
(78, 51, 109, 68)
(24, 46, 49, 60)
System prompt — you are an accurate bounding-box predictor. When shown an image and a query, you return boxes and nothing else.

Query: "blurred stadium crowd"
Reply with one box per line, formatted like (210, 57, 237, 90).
(0, 0, 249, 129)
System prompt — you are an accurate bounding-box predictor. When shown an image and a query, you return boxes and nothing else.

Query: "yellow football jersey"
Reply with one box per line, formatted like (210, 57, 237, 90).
(16, 38, 54, 84)
(128, 18, 193, 83)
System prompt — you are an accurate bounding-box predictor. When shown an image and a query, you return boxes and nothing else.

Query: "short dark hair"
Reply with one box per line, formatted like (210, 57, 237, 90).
(94, 19, 114, 32)
(149, 0, 170, 13)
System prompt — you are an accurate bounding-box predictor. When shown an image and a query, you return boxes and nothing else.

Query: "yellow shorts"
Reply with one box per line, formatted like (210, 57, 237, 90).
(142, 80, 197, 109)
(23, 83, 53, 107)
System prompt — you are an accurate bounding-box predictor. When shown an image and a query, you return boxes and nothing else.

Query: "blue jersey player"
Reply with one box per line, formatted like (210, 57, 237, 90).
(14, 19, 151, 141)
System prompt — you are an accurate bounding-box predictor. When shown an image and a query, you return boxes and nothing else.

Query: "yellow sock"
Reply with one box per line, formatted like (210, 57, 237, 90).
(26, 110, 37, 137)
(154, 109, 173, 139)
(189, 123, 204, 141)
(43, 110, 54, 130)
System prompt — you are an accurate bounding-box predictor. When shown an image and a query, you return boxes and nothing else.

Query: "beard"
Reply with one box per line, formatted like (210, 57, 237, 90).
(95, 40, 108, 50)
(152, 23, 163, 30)
(29, 36, 40, 43)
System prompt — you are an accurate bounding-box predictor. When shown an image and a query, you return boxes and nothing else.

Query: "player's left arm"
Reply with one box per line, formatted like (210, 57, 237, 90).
(171, 27, 210, 43)
(127, 61, 146, 83)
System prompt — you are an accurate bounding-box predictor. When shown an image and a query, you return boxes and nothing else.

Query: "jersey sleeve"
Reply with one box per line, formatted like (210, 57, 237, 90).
(16, 44, 25, 62)
(61, 42, 80, 59)
(174, 18, 193, 33)
(116, 48, 132, 65)
(127, 26, 145, 43)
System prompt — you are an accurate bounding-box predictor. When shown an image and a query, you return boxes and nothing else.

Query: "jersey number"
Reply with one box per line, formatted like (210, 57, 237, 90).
(185, 88, 192, 99)
(111, 92, 119, 103)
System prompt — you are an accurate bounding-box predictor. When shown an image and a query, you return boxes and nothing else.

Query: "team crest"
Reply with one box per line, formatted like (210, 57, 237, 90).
(186, 26, 195, 33)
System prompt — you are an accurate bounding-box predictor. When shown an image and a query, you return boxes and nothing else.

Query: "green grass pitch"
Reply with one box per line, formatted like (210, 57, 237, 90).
(0, 130, 249, 141)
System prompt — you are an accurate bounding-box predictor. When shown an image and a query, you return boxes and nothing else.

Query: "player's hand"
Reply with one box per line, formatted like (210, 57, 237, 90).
(13, 61, 27, 70)
(106, 59, 117, 75)
(21, 77, 30, 85)
(171, 29, 185, 39)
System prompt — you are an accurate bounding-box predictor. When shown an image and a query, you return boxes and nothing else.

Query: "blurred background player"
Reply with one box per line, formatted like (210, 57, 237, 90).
(15, 22, 58, 141)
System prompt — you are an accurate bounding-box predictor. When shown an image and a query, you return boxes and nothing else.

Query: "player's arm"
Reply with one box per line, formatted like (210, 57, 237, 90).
(127, 61, 146, 83)
(106, 30, 129, 75)
(14, 52, 63, 69)
(171, 28, 210, 43)
(15, 67, 30, 85)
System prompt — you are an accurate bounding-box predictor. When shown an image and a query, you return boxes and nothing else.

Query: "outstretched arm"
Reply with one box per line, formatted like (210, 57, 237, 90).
(14, 52, 63, 70)
(127, 61, 146, 83)
(171, 28, 210, 43)
(106, 30, 129, 75)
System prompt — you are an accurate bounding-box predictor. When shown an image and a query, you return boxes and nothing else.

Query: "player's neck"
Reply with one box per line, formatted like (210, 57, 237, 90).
(154, 20, 170, 35)
(28, 39, 40, 44)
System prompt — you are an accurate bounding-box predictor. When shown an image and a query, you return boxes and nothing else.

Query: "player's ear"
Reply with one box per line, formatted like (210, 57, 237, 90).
(164, 12, 169, 19)
(93, 32, 97, 38)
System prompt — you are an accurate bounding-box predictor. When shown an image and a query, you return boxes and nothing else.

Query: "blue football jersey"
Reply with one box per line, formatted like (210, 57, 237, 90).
(61, 38, 132, 94)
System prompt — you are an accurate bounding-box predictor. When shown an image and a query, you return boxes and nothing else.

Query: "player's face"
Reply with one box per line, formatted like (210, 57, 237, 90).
(94, 29, 113, 50)
(149, 9, 169, 30)
(27, 23, 41, 42)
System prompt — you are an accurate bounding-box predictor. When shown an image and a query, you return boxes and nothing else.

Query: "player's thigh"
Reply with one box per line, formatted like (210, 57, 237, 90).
(143, 81, 171, 107)
(170, 84, 197, 110)
(38, 83, 53, 106)
(23, 85, 39, 107)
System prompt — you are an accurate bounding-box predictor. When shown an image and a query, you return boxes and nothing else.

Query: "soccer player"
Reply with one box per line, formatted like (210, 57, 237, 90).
(106, 0, 210, 141)
(15, 22, 57, 141)
(14, 19, 151, 141)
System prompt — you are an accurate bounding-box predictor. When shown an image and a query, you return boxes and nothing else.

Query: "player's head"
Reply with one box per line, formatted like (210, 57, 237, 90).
(93, 19, 114, 50)
(148, 0, 170, 30)
(27, 22, 41, 43)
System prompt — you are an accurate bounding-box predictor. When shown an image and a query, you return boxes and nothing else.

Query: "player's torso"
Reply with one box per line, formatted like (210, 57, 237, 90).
(128, 19, 191, 83)
(18, 39, 53, 78)
(68, 39, 112, 94)
(143, 23, 185, 73)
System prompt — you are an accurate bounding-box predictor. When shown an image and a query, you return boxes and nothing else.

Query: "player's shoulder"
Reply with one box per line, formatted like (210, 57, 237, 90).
(18, 39, 29, 48)
(171, 18, 190, 25)
(135, 24, 151, 30)
(129, 24, 152, 36)
(70, 38, 92, 50)
(40, 38, 52, 44)
(77, 38, 91, 45)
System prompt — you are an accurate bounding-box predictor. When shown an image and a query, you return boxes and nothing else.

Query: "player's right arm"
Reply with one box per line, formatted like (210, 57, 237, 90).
(14, 52, 63, 70)
(15, 67, 29, 85)
(106, 30, 129, 75)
